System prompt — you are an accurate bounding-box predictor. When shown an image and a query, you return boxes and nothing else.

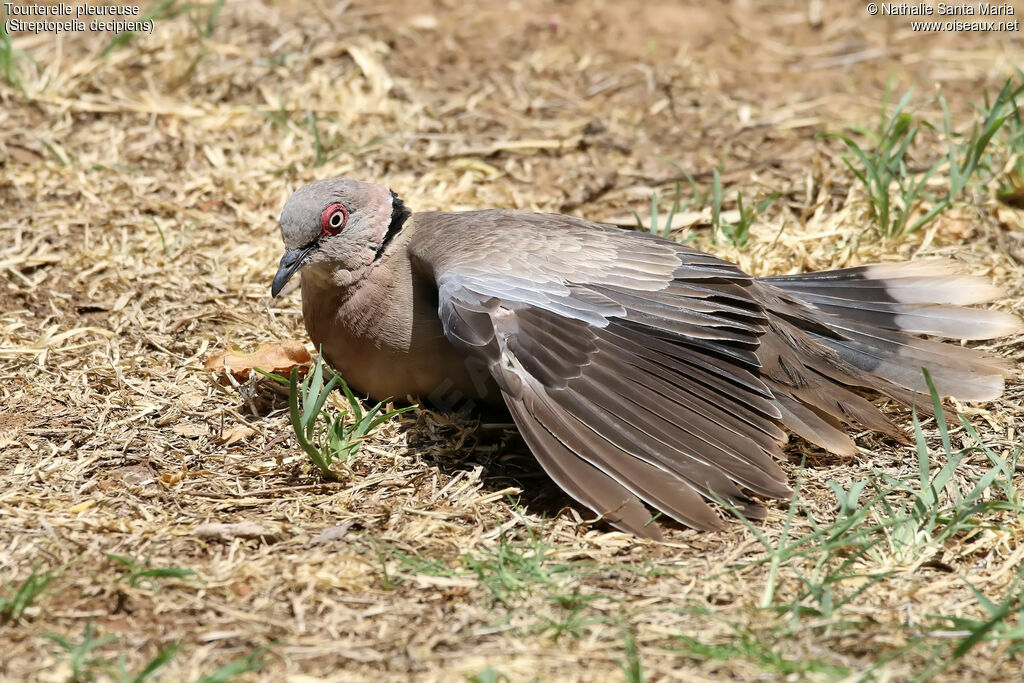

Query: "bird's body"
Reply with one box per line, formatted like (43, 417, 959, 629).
(273, 178, 1021, 539)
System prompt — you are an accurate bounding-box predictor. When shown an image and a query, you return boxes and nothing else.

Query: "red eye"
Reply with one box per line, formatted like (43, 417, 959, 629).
(320, 203, 348, 236)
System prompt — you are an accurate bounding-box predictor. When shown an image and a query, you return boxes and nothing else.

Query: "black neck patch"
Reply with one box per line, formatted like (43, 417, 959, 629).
(375, 190, 410, 260)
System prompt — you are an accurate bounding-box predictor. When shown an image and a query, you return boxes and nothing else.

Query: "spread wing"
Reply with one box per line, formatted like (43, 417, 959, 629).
(410, 211, 791, 538)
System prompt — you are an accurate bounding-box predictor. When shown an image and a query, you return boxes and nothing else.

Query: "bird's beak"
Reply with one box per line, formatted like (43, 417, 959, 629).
(271, 244, 315, 297)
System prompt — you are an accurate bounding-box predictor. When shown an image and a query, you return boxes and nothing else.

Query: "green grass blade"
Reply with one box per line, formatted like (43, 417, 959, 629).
(663, 182, 682, 238)
(922, 369, 951, 456)
(205, 0, 226, 37)
(301, 356, 325, 429)
(711, 169, 722, 244)
(632, 210, 645, 231)
(649, 190, 658, 238)
(130, 643, 180, 683)
(195, 644, 274, 683)
(341, 376, 364, 423)
(288, 367, 332, 476)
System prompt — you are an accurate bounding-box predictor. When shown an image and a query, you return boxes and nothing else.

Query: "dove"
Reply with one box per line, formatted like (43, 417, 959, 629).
(272, 177, 1021, 539)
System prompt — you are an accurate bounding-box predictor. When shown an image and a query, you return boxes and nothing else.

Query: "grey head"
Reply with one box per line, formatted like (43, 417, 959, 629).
(271, 177, 410, 297)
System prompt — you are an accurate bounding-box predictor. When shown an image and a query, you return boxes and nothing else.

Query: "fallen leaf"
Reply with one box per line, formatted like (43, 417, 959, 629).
(216, 425, 255, 446)
(205, 341, 312, 381)
(193, 522, 285, 543)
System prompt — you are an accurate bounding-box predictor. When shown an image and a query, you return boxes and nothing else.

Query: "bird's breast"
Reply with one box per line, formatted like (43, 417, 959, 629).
(299, 269, 499, 407)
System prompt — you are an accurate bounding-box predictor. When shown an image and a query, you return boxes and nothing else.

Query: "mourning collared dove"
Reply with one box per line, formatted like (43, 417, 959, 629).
(272, 177, 1021, 539)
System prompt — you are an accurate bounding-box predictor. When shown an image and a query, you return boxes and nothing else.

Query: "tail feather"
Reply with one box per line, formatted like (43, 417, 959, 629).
(763, 260, 1008, 306)
(755, 259, 1020, 452)
(790, 295, 1021, 340)
(809, 327, 1007, 401)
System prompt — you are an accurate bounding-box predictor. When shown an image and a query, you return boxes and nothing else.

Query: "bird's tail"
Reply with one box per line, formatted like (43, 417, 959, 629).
(760, 260, 1020, 402)
(751, 261, 1020, 455)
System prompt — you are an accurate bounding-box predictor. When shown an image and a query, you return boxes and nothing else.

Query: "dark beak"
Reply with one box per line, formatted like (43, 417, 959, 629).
(271, 244, 315, 297)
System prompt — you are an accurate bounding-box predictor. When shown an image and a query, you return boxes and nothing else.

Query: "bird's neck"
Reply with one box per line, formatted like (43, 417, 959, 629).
(300, 254, 415, 353)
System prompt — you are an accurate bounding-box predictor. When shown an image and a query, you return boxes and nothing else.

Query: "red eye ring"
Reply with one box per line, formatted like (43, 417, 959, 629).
(320, 203, 348, 236)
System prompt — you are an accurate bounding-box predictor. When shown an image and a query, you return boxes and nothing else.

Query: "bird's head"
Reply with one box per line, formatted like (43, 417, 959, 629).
(272, 177, 409, 297)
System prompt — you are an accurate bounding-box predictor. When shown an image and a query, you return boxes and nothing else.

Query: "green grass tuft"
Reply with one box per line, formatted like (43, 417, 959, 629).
(106, 553, 197, 590)
(464, 523, 569, 607)
(195, 643, 275, 683)
(636, 163, 777, 248)
(702, 368, 1024, 677)
(46, 620, 179, 683)
(992, 69, 1024, 207)
(274, 354, 415, 481)
(102, 0, 225, 56)
(710, 168, 779, 249)
(619, 619, 646, 683)
(672, 626, 851, 678)
(103, 0, 183, 56)
(635, 181, 685, 240)
(0, 8, 28, 91)
(823, 78, 1022, 239)
(1, 565, 63, 624)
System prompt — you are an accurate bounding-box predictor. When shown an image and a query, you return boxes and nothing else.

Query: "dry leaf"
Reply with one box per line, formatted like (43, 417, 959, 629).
(205, 341, 312, 381)
(216, 425, 255, 446)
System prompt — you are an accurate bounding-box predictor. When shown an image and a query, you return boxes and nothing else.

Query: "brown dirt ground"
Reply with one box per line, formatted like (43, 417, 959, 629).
(2, 0, 1024, 680)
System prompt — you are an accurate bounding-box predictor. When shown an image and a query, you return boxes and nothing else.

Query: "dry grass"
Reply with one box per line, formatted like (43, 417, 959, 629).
(2, 1, 1024, 680)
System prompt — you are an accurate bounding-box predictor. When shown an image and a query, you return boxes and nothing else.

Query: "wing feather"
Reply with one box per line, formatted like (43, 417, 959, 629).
(414, 215, 791, 535)
(407, 211, 1016, 537)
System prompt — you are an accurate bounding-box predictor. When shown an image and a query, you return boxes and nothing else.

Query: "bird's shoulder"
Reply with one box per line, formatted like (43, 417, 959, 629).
(406, 209, 749, 289)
